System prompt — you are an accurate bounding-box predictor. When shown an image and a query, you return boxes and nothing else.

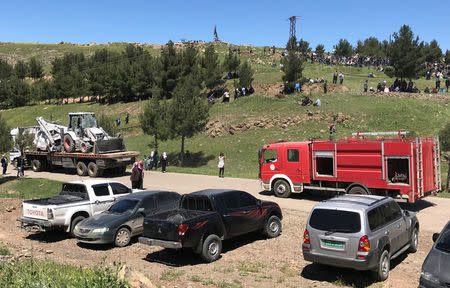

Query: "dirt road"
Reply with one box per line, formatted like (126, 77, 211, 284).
(1, 167, 449, 288)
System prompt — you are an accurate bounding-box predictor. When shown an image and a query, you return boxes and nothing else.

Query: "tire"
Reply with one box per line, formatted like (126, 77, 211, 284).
(200, 234, 222, 263)
(87, 162, 99, 177)
(70, 215, 86, 237)
(273, 180, 291, 198)
(114, 227, 131, 247)
(408, 227, 418, 253)
(31, 159, 42, 172)
(76, 162, 88, 176)
(64, 134, 75, 153)
(264, 215, 282, 238)
(348, 186, 368, 195)
(373, 249, 390, 281)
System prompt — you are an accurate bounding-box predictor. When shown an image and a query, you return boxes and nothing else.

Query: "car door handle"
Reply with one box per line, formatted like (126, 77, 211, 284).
(384, 230, 390, 235)
(396, 224, 401, 229)
(243, 211, 249, 214)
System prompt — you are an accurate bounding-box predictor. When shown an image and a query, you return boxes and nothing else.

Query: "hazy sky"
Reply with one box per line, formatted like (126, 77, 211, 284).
(2, 0, 449, 52)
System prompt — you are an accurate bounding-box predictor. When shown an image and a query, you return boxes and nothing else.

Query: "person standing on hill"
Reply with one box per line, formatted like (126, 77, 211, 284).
(1, 155, 7, 175)
(339, 72, 344, 85)
(218, 152, 225, 178)
(364, 80, 368, 92)
(152, 151, 159, 170)
(446, 78, 450, 92)
(323, 80, 327, 94)
(333, 71, 338, 84)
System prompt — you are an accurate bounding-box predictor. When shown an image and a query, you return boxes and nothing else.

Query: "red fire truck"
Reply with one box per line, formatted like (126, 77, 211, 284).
(258, 131, 441, 203)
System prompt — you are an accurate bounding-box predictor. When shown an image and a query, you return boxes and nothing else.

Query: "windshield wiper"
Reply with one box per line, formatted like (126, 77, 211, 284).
(324, 228, 352, 236)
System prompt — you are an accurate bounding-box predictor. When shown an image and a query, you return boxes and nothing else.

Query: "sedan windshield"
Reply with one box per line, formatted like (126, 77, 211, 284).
(109, 199, 139, 213)
(436, 226, 450, 253)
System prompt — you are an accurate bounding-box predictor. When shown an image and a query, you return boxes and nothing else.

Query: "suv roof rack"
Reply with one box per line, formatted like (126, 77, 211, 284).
(325, 196, 386, 207)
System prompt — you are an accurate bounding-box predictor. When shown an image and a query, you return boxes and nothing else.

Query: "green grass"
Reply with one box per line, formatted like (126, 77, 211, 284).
(159, 269, 185, 282)
(0, 241, 10, 256)
(0, 259, 128, 288)
(0, 177, 62, 199)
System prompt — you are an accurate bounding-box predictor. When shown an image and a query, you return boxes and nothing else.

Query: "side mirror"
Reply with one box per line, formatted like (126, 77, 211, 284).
(432, 233, 440, 243)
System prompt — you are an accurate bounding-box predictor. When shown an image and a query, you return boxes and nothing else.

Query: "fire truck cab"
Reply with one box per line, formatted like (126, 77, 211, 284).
(258, 131, 441, 203)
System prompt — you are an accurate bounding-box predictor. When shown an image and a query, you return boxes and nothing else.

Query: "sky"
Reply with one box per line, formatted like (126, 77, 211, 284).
(1, 0, 449, 52)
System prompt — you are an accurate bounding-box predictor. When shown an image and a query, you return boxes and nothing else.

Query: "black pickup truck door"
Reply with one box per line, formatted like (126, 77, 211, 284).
(237, 192, 266, 233)
(219, 193, 247, 238)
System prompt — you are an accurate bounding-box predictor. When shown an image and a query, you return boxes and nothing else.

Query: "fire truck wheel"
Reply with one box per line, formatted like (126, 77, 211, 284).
(348, 186, 367, 195)
(273, 180, 291, 198)
(63, 134, 75, 153)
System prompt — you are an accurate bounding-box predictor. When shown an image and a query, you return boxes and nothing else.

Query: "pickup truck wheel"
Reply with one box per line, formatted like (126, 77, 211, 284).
(373, 249, 390, 281)
(273, 180, 291, 198)
(70, 216, 86, 237)
(63, 134, 75, 153)
(408, 227, 418, 253)
(76, 162, 88, 176)
(87, 162, 99, 177)
(114, 227, 131, 247)
(264, 215, 282, 238)
(32, 159, 42, 172)
(201, 234, 222, 263)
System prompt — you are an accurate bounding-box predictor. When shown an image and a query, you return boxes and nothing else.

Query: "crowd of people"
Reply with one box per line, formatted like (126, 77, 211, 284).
(208, 87, 255, 104)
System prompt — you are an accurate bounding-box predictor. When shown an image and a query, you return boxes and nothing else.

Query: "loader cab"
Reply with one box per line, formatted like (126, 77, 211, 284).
(68, 113, 98, 136)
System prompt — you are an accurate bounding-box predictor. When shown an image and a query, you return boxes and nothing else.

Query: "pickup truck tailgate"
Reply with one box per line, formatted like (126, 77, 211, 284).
(22, 203, 48, 220)
(143, 209, 212, 241)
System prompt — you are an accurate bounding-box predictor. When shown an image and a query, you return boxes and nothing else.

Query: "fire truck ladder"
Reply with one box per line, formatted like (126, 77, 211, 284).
(415, 137, 424, 198)
(434, 135, 442, 191)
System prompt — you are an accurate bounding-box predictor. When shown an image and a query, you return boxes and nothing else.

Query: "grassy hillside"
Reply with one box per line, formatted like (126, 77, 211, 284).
(0, 43, 448, 189)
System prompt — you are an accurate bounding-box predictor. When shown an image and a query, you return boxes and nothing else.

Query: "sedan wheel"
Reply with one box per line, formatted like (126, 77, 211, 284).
(114, 227, 131, 247)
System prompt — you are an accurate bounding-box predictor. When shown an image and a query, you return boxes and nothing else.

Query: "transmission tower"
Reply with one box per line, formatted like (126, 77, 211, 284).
(287, 16, 300, 41)
(214, 25, 220, 43)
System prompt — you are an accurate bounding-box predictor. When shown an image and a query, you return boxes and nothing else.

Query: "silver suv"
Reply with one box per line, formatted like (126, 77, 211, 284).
(302, 195, 419, 281)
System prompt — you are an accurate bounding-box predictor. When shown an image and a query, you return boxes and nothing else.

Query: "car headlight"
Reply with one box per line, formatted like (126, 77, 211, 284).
(421, 270, 440, 284)
(92, 227, 109, 233)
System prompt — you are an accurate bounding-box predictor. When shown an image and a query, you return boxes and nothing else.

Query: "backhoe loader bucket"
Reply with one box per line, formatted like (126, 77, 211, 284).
(94, 138, 126, 154)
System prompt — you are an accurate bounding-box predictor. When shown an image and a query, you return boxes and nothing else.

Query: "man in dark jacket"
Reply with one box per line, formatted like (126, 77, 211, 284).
(1, 155, 7, 175)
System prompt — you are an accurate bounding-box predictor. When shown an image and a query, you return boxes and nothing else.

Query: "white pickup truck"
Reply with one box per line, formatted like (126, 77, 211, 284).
(18, 180, 134, 235)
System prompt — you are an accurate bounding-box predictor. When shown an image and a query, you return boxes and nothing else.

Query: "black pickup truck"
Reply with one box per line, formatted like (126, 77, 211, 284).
(138, 189, 283, 262)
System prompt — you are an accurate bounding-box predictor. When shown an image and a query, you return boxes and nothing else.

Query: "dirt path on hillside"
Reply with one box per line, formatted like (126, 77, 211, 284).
(1, 167, 449, 287)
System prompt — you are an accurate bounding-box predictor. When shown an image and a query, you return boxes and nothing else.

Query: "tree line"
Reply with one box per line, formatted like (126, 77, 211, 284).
(282, 25, 450, 92)
(0, 41, 255, 110)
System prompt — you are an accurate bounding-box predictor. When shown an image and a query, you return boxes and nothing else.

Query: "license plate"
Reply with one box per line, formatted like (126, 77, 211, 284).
(322, 240, 344, 248)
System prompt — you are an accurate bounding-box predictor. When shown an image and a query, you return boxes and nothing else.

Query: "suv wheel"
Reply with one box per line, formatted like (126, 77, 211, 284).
(273, 180, 291, 198)
(408, 227, 418, 253)
(264, 215, 282, 238)
(373, 249, 390, 281)
(200, 234, 222, 262)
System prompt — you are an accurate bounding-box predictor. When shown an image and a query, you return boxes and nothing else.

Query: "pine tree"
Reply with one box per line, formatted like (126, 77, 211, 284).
(29, 57, 43, 79)
(169, 76, 209, 165)
(334, 39, 353, 58)
(0, 59, 13, 79)
(223, 48, 240, 77)
(315, 44, 325, 56)
(238, 60, 254, 89)
(281, 52, 304, 93)
(386, 25, 424, 80)
(423, 40, 442, 63)
(201, 44, 224, 92)
(14, 60, 29, 79)
(445, 50, 450, 65)
(156, 41, 181, 99)
(139, 94, 171, 150)
(298, 39, 311, 56)
(131, 52, 155, 99)
(0, 113, 12, 153)
(286, 35, 297, 52)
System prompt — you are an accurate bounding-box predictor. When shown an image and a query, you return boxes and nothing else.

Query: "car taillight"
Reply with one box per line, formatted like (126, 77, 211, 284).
(303, 229, 310, 244)
(47, 208, 54, 220)
(358, 235, 370, 252)
(178, 224, 189, 236)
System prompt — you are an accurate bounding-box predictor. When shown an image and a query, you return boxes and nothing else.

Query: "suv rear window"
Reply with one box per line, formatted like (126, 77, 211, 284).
(309, 209, 361, 233)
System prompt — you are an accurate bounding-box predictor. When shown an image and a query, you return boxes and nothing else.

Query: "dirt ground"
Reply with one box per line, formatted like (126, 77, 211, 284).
(0, 168, 448, 288)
